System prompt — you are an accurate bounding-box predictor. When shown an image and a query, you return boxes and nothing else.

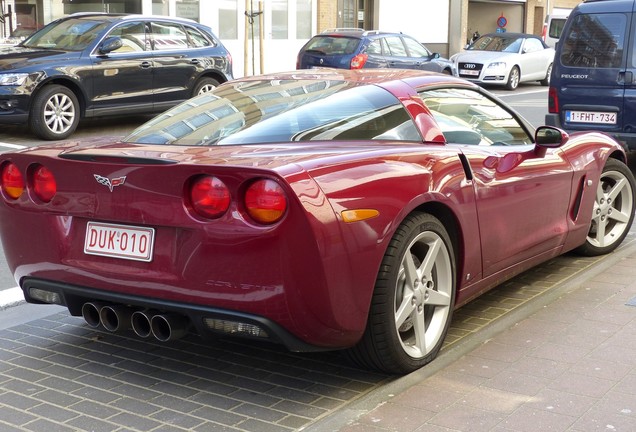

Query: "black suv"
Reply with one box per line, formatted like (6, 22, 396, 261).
(296, 29, 453, 74)
(0, 13, 233, 140)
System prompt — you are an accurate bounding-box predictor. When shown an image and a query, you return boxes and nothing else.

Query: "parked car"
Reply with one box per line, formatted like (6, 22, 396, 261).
(296, 28, 454, 74)
(546, 0, 636, 151)
(0, 13, 233, 140)
(1, 69, 634, 374)
(451, 32, 555, 90)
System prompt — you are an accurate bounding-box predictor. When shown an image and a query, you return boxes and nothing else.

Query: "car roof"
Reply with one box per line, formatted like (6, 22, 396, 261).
(233, 67, 476, 89)
(65, 12, 199, 25)
(480, 32, 539, 39)
(316, 28, 399, 39)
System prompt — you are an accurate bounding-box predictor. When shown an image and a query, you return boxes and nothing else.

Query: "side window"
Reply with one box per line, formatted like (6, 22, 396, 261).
(419, 88, 533, 146)
(560, 13, 626, 68)
(150, 21, 190, 50)
(385, 36, 407, 57)
(185, 26, 213, 48)
(403, 36, 430, 58)
(366, 39, 383, 55)
(523, 38, 543, 53)
(107, 21, 148, 53)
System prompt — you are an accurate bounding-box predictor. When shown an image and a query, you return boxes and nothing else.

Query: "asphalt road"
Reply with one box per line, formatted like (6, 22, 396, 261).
(0, 84, 549, 296)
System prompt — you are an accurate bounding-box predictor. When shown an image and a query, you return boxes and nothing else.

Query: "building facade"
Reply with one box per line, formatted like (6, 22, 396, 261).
(1, 0, 579, 78)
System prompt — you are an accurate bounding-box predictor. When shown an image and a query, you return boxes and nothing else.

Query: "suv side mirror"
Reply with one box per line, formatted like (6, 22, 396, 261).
(99, 37, 123, 54)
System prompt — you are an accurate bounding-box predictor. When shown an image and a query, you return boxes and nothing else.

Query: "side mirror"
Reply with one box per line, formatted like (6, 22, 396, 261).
(535, 126, 568, 147)
(535, 126, 568, 157)
(99, 37, 123, 54)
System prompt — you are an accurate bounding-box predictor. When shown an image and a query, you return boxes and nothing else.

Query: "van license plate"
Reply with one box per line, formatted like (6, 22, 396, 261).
(566, 110, 617, 124)
(84, 222, 155, 262)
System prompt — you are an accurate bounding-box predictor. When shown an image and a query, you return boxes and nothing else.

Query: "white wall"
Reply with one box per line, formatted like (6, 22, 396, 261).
(377, 0, 450, 44)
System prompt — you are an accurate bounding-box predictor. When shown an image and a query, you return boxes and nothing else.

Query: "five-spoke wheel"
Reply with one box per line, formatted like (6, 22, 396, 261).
(576, 158, 636, 256)
(347, 212, 456, 374)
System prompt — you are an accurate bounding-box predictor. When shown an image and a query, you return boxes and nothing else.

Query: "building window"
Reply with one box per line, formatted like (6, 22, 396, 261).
(296, 0, 311, 39)
(152, 0, 169, 15)
(176, 0, 199, 22)
(272, 0, 288, 39)
(219, 0, 238, 39)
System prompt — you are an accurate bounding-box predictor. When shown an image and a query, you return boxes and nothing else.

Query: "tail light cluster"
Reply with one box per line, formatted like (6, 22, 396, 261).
(350, 53, 368, 69)
(548, 86, 559, 114)
(0, 161, 57, 203)
(187, 175, 287, 225)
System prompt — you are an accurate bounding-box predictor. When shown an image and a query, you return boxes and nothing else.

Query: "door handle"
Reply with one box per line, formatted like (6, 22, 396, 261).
(140, 61, 152, 69)
(618, 71, 633, 84)
(190, 59, 200, 65)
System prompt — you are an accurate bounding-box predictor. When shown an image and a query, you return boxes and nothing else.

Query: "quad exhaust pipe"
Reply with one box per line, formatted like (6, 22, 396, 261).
(82, 303, 190, 342)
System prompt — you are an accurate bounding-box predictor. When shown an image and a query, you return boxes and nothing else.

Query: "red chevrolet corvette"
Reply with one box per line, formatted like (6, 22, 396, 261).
(0, 69, 634, 374)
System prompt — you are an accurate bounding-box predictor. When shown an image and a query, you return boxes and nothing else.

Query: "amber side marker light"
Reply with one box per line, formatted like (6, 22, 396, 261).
(342, 209, 379, 223)
(32, 165, 57, 203)
(245, 179, 287, 224)
(1, 162, 25, 199)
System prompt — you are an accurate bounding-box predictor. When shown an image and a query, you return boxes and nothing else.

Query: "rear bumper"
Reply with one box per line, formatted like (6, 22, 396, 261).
(22, 278, 331, 352)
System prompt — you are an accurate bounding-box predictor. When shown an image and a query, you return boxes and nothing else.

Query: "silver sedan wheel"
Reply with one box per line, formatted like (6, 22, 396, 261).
(44, 92, 77, 136)
(395, 230, 453, 358)
(588, 169, 634, 249)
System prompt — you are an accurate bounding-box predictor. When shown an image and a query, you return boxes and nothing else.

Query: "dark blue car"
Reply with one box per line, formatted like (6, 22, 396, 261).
(296, 28, 454, 74)
(546, 0, 636, 150)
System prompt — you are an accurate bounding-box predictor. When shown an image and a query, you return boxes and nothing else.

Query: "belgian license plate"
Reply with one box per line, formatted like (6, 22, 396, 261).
(460, 69, 479, 76)
(84, 222, 155, 262)
(565, 110, 617, 124)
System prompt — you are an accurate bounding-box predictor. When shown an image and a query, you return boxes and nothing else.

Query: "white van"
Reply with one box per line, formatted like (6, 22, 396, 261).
(542, 14, 568, 48)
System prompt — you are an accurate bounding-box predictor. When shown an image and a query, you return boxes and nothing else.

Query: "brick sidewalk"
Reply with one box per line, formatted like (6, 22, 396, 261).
(0, 237, 634, 431)
(312, 243, 636, 432)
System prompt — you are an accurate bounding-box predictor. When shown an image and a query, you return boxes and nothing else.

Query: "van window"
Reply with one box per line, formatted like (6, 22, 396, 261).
(560, 13, 626, 68)
(548, 18, 567, 39)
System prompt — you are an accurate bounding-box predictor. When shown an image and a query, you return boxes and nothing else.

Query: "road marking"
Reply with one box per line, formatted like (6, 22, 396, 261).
(0, 287, 25, 310)
(0, 142, 27, 150)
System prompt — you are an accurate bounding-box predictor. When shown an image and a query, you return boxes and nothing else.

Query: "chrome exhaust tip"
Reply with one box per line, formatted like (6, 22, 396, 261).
(99, 305, 133, 332)
(131, 310, 155, 338)
(151, 314, 190, 342)
(81, 302, 104, 328)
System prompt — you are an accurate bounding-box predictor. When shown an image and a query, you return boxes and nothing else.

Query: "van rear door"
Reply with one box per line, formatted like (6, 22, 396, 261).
(552, 11, 630, 136)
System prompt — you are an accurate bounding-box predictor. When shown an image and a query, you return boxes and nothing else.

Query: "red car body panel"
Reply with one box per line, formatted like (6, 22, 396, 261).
(0, 70, 626, 351)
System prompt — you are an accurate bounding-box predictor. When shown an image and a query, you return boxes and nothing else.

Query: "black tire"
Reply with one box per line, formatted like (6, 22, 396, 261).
(505, 66, 520, 90)
(540, 63, 552, 86)
(29, 84, 80, 140)
(346, 212, 456, 374)
(575, 158, 636, 256)
(193, 77, 220, 97)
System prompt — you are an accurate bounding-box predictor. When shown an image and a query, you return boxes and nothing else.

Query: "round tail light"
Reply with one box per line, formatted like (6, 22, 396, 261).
(350, 53, 368, 69)
(189, 176, 231, 219)
(1, 162, 25, 200)
(32, 165, 56, 203)
(245, 179, 287, 224)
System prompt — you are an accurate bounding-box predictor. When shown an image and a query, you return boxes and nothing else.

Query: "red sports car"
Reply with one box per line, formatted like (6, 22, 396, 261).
(0, 69, 634, 374)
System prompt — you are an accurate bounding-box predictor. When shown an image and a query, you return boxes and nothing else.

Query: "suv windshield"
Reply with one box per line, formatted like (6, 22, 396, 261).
(23, 17, 110, 51)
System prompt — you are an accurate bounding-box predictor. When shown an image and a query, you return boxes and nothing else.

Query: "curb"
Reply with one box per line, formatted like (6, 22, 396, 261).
(0, 286, 25, 310)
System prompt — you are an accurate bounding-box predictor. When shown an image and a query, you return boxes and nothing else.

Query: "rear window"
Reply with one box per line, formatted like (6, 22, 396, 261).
(302, 36, 359, 55)
(559, 13, 626, 68)
(125, 79, 421, 145)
